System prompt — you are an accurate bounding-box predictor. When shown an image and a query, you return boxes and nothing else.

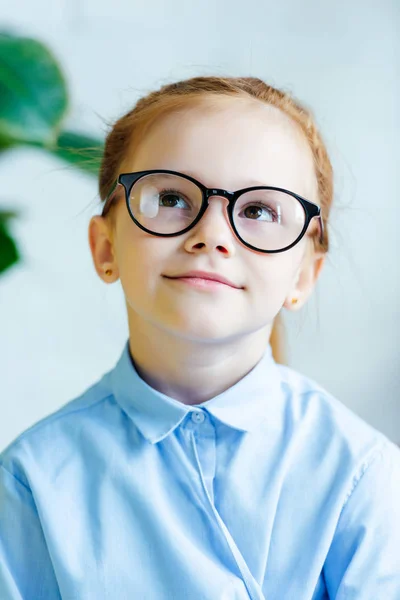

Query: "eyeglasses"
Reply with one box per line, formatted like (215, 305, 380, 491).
(101, 169, 324, 253)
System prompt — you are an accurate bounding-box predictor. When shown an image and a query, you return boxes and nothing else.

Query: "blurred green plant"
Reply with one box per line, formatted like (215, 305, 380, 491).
(0, 31, 104, 276)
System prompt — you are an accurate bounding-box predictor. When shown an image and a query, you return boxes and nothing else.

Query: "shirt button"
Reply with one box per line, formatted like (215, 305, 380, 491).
(191, 410, 205, 424)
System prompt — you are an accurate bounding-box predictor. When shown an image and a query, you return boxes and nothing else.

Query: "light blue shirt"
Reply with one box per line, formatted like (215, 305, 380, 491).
(1, 340, 400, 599)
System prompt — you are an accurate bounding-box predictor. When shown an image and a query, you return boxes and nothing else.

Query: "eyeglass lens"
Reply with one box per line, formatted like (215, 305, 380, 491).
(127, 172, 306, 251)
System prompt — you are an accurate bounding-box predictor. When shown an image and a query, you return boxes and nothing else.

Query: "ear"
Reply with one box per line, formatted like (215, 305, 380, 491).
(283, 246, 326, 312)
(88, 216, 119, 283)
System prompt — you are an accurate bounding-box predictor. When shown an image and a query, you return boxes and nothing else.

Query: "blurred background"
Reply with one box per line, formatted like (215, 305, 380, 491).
(0, 0, 399, 450)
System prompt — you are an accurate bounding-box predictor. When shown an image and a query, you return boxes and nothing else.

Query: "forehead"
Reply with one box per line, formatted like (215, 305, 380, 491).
(122, 96, 317, 200)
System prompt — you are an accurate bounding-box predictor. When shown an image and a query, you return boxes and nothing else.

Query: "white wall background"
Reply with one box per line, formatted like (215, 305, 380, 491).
(0, 0, 399, 450)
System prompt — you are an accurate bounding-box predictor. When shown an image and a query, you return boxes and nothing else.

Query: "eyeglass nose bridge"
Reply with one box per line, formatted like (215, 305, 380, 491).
(190, 187, 238, 241)
(203, 187, 237, 214)
(205, 187, 235, 200)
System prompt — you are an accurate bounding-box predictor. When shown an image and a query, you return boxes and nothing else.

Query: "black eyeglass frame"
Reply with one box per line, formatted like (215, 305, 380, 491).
(101, 169, 324, 254)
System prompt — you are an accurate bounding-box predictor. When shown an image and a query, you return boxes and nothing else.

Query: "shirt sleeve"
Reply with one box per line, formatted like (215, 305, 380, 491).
(0, 464, 61, 600)
(323, 440, 400, 599)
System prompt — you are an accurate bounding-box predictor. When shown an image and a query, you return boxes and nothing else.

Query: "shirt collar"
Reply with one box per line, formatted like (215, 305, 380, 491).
(110, 339, 283, 444)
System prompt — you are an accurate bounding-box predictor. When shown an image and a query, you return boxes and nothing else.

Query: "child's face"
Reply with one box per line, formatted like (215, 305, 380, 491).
(92, 97, 323, 343)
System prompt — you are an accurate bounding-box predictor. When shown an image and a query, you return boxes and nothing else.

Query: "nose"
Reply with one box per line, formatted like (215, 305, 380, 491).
(200, 193, 236, 229)
(183, 195, 236, 254)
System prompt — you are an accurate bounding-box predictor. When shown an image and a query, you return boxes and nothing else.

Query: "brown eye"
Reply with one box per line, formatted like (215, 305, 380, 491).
(159, 189, 190, 208)
(241, 203, 279, 222)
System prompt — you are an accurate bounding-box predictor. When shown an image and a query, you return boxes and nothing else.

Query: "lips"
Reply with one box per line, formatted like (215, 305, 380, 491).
(164, 270, 241, 289)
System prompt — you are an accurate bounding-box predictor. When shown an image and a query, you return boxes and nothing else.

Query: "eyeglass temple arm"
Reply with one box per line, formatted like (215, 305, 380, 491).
(101, 181, 123, 216)
(316, 213, 324, 245)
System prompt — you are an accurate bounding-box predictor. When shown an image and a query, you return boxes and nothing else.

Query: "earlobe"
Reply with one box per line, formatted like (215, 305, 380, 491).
(88, 216, 119, 283)
(283, 251, 326, 312)
(283, 266, 302, 311)
(283, 294, 302, 311)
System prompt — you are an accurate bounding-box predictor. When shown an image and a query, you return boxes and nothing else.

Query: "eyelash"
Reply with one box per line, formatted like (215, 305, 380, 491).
(159, 188, 190, 202)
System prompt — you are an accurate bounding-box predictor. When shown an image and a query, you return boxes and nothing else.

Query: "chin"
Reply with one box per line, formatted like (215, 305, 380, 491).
(160, 312, 239, 341)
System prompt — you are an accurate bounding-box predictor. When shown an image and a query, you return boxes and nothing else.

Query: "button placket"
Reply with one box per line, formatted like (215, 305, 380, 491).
(189, 432, 264, 600)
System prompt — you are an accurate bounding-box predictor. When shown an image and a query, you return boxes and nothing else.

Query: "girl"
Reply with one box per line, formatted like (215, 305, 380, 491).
(0, 76, 399, 599)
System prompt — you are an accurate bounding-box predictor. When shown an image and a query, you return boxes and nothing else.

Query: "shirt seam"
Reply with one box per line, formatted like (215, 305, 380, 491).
(0, 393, 115, 457)
(0, 463, 32, 493)
(340, 440, 386, 513)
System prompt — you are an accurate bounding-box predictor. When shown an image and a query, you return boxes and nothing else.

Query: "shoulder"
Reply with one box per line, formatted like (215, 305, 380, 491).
(275, 362, 396, 483)
(277, 361, 387, 440)
(0, 370, 116, 488)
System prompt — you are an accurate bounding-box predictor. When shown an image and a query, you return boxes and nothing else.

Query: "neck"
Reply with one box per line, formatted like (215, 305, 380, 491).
(126, 310, 272, 406)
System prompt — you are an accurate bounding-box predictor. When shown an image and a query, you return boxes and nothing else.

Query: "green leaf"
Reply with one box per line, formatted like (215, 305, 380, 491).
(0, 209, 20, 275)
(0, 31, 68, 146)
(48, 129, 104, 176)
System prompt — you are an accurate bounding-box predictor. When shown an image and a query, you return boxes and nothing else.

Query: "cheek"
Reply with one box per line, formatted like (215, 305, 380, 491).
(115, 231, 177, 289)
(250, 253, 301, 300)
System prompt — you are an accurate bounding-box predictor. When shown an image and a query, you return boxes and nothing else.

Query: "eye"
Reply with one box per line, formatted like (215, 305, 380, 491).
(240, 202, 280, 222)
(159, 188, 191, 209)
